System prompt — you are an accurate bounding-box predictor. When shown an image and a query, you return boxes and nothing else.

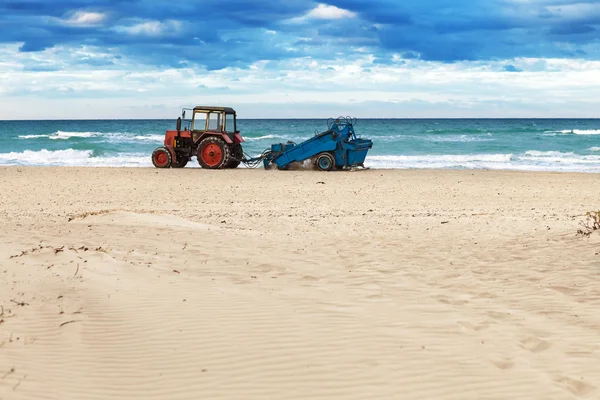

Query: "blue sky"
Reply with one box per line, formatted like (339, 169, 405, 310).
(1, 0, 599, 118)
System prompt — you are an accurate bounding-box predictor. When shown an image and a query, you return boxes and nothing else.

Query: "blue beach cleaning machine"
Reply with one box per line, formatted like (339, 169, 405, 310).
(244, 116, 373, 171)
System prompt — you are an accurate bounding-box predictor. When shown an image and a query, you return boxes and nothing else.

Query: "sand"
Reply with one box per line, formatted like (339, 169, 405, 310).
(1, 166, 599, 399)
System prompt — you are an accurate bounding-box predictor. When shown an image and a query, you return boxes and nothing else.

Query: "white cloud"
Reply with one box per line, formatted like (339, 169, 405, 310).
(545, 2, 600, 19)
(1, 44, 600, 118)
(62, 11, 106, 26)
(306, 4, 357, 20)
(286, 3, 357, 24)
(115, 20, 183, 37)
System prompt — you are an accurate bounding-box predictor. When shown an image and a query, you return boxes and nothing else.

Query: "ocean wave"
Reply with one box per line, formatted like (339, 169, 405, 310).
(2, 148, 599, 172)
(0, 148, 150, 167)
(18, 131, 102, 140)
(243, 134, 277, 141)
(589, 147, 600, 152)
(17, 134, 49, 139)
(0, 149, 94, 164)
(364, 134, 494, 143)
(132, 135, 165, 142)
(366, 152, 600, 172)
(18, 132, 169, 143)
(543, 129, 600, 136)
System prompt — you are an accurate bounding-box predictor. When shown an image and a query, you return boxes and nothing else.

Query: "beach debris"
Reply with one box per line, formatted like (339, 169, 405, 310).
(577, 210, 600, 237)
(53, 246, 65, 254)
(10, 300, 28, 307)
(173, 269, 180, 274)
(59, 320, 78, 328)
(74, 263, 79, 276)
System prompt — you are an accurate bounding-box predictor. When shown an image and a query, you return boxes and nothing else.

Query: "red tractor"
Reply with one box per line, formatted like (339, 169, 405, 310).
(151, 106, 245, 169)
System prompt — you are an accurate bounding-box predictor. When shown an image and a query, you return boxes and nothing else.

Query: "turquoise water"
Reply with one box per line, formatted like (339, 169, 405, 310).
(1, 119, 599, 172)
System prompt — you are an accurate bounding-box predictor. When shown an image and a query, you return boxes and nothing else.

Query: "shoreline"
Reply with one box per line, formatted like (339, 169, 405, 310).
(1, 165, 599, 175)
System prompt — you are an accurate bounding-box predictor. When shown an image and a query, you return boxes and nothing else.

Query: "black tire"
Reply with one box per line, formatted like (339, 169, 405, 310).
(196, 136, 230, 169)
(152, 147, 172, 168)
(315, 152, 335, 171)
(224, 144, 242, 168)
(171, 156, 189, 168)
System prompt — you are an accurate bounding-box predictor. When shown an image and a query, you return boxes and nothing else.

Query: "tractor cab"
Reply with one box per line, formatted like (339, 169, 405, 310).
(151, 106, 245, 169)
(186, 106, 238, 143)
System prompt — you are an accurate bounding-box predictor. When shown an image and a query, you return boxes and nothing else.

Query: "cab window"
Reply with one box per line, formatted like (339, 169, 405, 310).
(225, 113, 236, 133)
(207, 112, 222, 131)
(192, 111, 207, 131)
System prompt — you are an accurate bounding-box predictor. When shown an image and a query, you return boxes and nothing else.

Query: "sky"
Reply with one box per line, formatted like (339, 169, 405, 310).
(1, 0, 600, 119)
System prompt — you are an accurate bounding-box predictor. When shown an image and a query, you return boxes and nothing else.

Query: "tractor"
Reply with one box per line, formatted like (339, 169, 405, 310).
(151, 106, 244, 169)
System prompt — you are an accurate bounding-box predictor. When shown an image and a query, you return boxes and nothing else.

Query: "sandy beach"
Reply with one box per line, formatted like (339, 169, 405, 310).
(1, 166, 599, 399)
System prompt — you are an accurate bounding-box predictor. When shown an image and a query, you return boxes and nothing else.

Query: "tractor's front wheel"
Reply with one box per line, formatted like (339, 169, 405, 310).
(152, 147, 172, 168)
(197, 136, 230, 169)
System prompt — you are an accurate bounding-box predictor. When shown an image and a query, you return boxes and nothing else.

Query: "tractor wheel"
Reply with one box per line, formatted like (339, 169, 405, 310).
(315, 152, 335, 171)
(224, 144, 243, 168)
(152, 147, 172, 168)
(197, 136, 230, 169)
(171, 156, 189, 168)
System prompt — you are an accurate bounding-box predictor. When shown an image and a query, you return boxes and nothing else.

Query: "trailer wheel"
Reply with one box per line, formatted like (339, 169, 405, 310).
(197, 136, 230, 169)
(152, 147, 172, 168)
(171, 156, 189, 168)
(315, 152, 335, 171)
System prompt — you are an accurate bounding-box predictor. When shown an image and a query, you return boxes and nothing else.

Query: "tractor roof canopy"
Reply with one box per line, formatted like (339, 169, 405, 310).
(193, 106, 236, 114)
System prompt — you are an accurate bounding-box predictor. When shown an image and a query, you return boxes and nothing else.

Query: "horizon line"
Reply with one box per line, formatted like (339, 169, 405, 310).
(2, 117, 600, 122)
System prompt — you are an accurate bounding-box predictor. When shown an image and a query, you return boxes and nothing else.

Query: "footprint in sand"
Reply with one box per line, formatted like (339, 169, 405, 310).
(457, 320, 493, 332)
(555, 375, 596, 397)
(435, 295, 469, 306)
(520, 336, 552, 353)
(485, 310, 511, 320)
(550, 285, 579, 295)
(490, 358, 515, 370)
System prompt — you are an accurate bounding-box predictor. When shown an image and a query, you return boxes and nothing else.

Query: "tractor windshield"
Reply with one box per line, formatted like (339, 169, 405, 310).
(225, 113, 236, 133)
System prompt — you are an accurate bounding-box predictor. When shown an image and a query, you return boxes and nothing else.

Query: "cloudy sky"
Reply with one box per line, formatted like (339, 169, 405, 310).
(1, 0, 600, 119)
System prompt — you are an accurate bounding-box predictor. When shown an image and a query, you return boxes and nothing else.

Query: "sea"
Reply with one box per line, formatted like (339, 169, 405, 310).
(1, 118, 599, 172)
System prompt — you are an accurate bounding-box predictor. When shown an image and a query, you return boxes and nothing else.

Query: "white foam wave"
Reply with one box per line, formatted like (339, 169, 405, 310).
(373, 134, 494, 143)
(18, 131, 101, 140)
(18, 132, 169, 143)
(589, 147, 600, 152)
(18, 134, 49, 139)
(0, 149, 150, 167)
(366, 152, 600, 172)
(543, 129, 600, 136)
(0, 149, 93, 164)
(132, 135, 164, 142)
(243, 134, 277, 142)
(2, 148, 599, 172)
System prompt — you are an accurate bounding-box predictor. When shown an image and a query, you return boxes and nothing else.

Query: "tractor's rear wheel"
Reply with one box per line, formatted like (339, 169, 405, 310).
(197, 136, 230, 169)
(171, 156, 189, 168)
(315, 152, 335, 171)
(152, 147, 172, 168)
(224, 144, 243, 168)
